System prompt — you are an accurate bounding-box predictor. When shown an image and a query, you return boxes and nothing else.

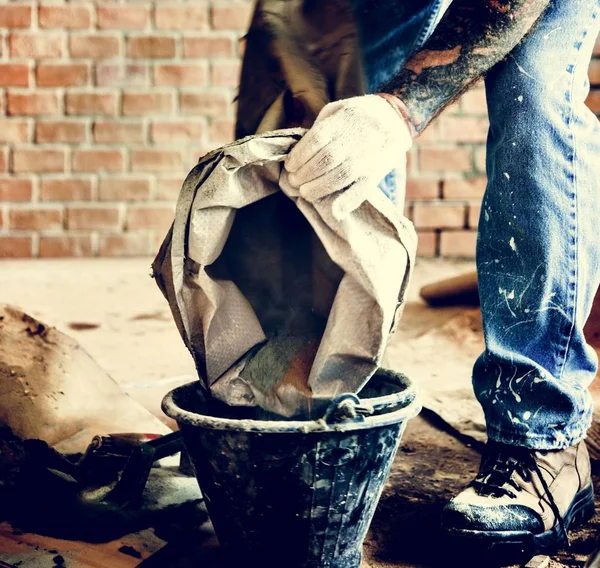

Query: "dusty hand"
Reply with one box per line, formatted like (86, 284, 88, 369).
(284, 95, 413, 207)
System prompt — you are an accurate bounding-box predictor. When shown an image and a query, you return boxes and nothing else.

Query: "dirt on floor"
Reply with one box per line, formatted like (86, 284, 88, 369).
(364, 415, 600, 568)
(1, 258, 599, 568)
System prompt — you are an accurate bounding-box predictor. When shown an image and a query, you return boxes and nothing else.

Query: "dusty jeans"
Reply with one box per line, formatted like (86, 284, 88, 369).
(352, 0, 600, 449)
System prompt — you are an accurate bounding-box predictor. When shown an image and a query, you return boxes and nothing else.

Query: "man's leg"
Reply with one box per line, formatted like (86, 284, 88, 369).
(443, 0, 600, 556)
(475, 0, 600, 451)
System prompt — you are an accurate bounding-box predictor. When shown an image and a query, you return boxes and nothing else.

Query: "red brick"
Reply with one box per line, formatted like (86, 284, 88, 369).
(0, 119, 30, 143)
(416, 231, 437, 257)
(460, 88, 488, 115)
(131, 150, 183, 172)
(36, 63, 89, 87)
(439, 231, 477, 258)
(417, 122, 439, 144)
(127, 36, 176, 59)
(13, 148, 65, 173)
(590, 60, 600, 86)
(184, 35, 234, 58)
(127, 205, 174, 230)
(73, 149, 124, 173)
(155, 5, 208, 30)
(99, 177, 151, 201)
(474, 146, 487, 173)
(186, 146, 211, 168)
(99, 233, 152, 257)
(0, 236, 33, 258)
(420, 147, 472, 172)
(36, 120, 87, 144)
(412, 203, 465, 229)
(93, 121, 145, 144)
(406, 150, 414, 173)
(41, 178, 92, 201)
(405, 178, 440, 201)
(10, 34, 63, 58)
(443, 177, 487, 199)
(155, 64, 207, 87)
(122, 91, 174, 116)
(0, 149, 6, 173)
(7, 92, 59, 116)
(211, 4, 252, 30)
(439, 116, 488, 143)
(0, 5, 32, 28)
(95, 63, 149, 87)
(586, 89, 600, 114)
(180, 91, 229, 116)
(210, 60, 240, 88)
(155, 177, 182, 201)
(0, 64, 30, 87)
(151, 121, 204, 142)
(39, 5, 91, 29)
(238, 36, 246, 57)
(0, 178, 33, 201)
(39, 235, 93, 258)
(9, 207, 62, 230)
(97, 5, 150, 29)
(66, 92, 119, 116)
(446, 100, 461, 115)
(594, 35, 600, 56)
(69, 34, 121, 58)
(468, 203, 481, 229)
(0, 210, 3, 229)
(66, 206, 121, 230)
(208, 119, 234, 144)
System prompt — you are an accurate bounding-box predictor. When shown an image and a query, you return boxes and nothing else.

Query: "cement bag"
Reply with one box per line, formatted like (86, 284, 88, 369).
(152, 129, 417, 418)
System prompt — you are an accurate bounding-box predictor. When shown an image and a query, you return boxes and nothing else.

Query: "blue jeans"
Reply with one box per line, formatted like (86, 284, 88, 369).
(353, 0, 600, 449)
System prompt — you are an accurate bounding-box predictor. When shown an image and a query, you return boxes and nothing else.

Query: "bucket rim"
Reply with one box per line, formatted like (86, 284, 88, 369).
(162, 370, 421, 434)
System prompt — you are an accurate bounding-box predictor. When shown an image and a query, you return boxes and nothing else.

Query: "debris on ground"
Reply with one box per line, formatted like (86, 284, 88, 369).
(67, 322, 100, 331)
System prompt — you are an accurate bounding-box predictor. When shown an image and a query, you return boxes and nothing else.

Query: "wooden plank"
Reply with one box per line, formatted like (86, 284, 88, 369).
(0, 523, 164, 567)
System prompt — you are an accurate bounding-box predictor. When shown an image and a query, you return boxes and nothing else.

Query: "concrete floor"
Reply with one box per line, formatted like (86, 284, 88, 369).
(0, 257, 475, 421)
(1, 258, 598, 567)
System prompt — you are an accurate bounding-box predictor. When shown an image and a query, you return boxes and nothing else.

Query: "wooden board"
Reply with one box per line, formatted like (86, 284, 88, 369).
(0, 523, 165, 567)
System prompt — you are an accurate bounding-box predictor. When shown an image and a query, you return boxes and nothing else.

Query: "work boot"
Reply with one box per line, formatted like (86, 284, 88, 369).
(587, 545, 600, 568)
(441, 440, 594, 560)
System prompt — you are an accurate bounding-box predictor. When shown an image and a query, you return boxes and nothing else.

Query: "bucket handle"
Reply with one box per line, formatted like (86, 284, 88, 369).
(323, 394, 366, 424)
(323, 376, 418, 424)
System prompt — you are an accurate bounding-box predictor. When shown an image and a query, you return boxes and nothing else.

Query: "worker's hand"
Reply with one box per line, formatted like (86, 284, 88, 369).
(284, 94, 413, 210)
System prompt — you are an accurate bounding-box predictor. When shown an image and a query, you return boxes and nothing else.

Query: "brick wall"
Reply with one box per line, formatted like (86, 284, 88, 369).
(0, 3, 598, 259)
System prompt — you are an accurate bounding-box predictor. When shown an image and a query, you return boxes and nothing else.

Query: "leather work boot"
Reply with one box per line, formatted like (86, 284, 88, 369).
(442, 440, 595, 561)
(587, 546, 600, 568)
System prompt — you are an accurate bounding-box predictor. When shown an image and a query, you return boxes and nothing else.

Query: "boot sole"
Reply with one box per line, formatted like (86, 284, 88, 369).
(444, 484, 595, 562)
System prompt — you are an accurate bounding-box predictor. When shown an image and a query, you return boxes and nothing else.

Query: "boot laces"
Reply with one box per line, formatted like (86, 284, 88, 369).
(471, 443, 570, 545)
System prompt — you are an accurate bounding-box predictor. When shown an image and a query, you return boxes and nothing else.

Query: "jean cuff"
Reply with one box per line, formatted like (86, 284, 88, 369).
(486, 410, 592, 450)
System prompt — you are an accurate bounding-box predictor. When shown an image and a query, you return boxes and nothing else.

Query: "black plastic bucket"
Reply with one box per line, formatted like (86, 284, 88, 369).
(162, 369, 421, 568)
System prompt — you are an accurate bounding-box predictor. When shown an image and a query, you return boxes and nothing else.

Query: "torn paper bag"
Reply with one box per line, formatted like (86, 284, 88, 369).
(152, 129, 417, 418)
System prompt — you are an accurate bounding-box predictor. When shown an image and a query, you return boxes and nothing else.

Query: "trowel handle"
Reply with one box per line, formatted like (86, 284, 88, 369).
(101, 431, 185, 510)
(89, 433, 163, 456)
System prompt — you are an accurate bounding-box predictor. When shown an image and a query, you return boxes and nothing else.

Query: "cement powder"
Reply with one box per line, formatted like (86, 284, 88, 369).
(238, 335, 321, 419)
